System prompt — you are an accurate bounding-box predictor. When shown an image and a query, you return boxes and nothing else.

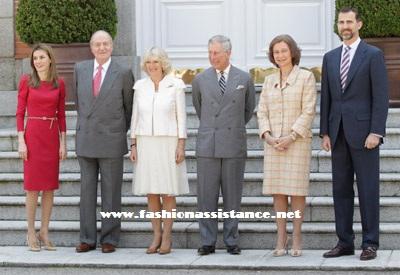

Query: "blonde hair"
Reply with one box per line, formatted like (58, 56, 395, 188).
(141, 47, 172, 75)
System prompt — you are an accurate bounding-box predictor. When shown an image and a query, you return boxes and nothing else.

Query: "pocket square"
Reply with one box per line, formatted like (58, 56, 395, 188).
(236, 85, 245, 90)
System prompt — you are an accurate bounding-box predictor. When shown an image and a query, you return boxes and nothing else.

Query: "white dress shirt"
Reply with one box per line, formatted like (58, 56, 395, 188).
(93, 58, 111, 87)
(216, 64, 231, 82)
(341, 37, 361, 66)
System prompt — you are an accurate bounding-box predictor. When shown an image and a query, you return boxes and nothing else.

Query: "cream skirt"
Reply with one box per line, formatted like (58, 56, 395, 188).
(133, 135, 189, 195)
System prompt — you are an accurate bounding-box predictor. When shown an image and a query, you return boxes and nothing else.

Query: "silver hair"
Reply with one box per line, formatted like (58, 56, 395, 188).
(90, 30, 113, 45)
(141, 46, 172, 75)
(208, 35, 232, 52)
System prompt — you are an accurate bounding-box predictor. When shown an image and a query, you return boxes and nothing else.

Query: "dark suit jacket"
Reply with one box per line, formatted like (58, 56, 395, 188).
(192, 65, 256, 158)
(320, 40, 389, 149)
(73, 59, 134, 158)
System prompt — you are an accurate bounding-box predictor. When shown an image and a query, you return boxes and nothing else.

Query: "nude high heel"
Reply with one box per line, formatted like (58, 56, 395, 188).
(272, 237, 290, 257)
(37, 232, 56, 251)
(158, 239, 172, 255)
(290, 235, 302, 257)
(146, 236, 162, 254)
(26, 234, 40, 252)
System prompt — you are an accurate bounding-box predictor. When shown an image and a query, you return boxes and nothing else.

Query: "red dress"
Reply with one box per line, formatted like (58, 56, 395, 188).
(16, 75, 66, 191)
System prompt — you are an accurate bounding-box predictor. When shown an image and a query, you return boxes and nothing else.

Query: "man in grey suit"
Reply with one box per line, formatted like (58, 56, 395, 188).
(73, 30, 134, 253)
(192, 35, 256, 255)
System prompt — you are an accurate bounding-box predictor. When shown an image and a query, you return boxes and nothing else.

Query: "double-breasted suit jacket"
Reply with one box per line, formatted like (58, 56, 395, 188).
(192, 66, 255, 158)
(74, 59, 134, 158)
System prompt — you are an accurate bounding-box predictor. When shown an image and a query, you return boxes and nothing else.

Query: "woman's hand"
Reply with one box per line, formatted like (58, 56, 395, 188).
(18, 141, 28, 161)
(176, 139, 185, 164)
(263, 132, 279, 147)
(59, 132, 67, 160)
(130, 146, 137, 162)
(274, 135, 294, 151)
(59, 144, 67, 160)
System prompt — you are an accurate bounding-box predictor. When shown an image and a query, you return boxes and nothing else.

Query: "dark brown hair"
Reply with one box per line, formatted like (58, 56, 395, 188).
(338, 7, 361, 21)
(29, 43, 58, 88)
(268, 34, 301, 67)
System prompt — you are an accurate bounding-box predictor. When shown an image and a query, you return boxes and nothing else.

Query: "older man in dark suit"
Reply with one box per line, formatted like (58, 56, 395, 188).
(320, 7, 389, 260)
(73, 30, 134, 253)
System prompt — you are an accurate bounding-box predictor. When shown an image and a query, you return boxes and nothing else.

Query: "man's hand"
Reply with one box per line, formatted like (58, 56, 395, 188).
(322, 135, 331, 152)
(364, 134, 380, 149)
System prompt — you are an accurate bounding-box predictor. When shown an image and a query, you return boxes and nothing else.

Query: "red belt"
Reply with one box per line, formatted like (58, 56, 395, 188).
(27, 116, 57, 129)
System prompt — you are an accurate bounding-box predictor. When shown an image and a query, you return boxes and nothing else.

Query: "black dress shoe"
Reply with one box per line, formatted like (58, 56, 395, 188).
(197, 245, 215, 255)
(227, 245, 241, 255)
(323, 245, 354, 258)
(360, 246, 377, 261)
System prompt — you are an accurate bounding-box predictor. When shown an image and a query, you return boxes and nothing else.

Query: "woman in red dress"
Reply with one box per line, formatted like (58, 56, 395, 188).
(16, 44, 67, 251)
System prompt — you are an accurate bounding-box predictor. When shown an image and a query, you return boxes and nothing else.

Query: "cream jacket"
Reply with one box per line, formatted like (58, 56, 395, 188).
(130, 74, 187, 139)
(257, 65, 316, 139)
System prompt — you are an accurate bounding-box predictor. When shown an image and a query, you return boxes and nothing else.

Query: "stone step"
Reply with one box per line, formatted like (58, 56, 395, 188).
(3, 127, 400, 152)
(0, 220, 400, 249)
(4, 108, 400, 132)
(1, 247, 398, 275)
(0, 128, 400, 151)
(1, 172, 400, 197)
(1, 149, 400, 174)
(63, 107, 400, 130)
(1, 172, 399, 198)
(1, 195, 399, 223)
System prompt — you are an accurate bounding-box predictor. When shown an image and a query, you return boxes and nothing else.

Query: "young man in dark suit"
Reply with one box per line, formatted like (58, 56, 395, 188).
(320, 7, 389, 260)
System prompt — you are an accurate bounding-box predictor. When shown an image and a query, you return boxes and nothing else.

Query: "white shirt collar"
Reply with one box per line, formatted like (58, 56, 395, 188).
(342, 37, 361, 51)
(94, 57, 111, 73)
(216, 64, 231, 81)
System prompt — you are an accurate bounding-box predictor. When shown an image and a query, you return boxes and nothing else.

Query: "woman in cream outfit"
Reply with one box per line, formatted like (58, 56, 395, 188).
(257, 35, 316, 257)
(130, 47, 189, 254)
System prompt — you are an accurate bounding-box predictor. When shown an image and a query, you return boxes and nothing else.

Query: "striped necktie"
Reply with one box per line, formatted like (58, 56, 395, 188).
(219, 71, 226, 95)
(340, 46, 351, 91)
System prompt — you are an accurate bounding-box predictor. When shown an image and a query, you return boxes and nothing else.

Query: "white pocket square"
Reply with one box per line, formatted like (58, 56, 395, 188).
(236, 85, 245, 90)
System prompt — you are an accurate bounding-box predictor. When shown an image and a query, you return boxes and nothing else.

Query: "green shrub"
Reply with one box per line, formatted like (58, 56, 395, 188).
(335, 0, 400, 38)
(16, 0, 118, 44)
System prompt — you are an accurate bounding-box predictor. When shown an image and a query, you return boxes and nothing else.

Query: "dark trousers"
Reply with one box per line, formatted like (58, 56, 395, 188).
(331, 124, 380, 249)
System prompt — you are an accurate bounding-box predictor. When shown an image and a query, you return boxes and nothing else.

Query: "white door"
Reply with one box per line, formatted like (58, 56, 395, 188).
(135, 0, 341, 72)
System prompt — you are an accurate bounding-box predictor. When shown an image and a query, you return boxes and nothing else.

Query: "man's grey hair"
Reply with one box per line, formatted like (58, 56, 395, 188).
(208, 35, 232, 52)
(90, 30, 113, 45)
